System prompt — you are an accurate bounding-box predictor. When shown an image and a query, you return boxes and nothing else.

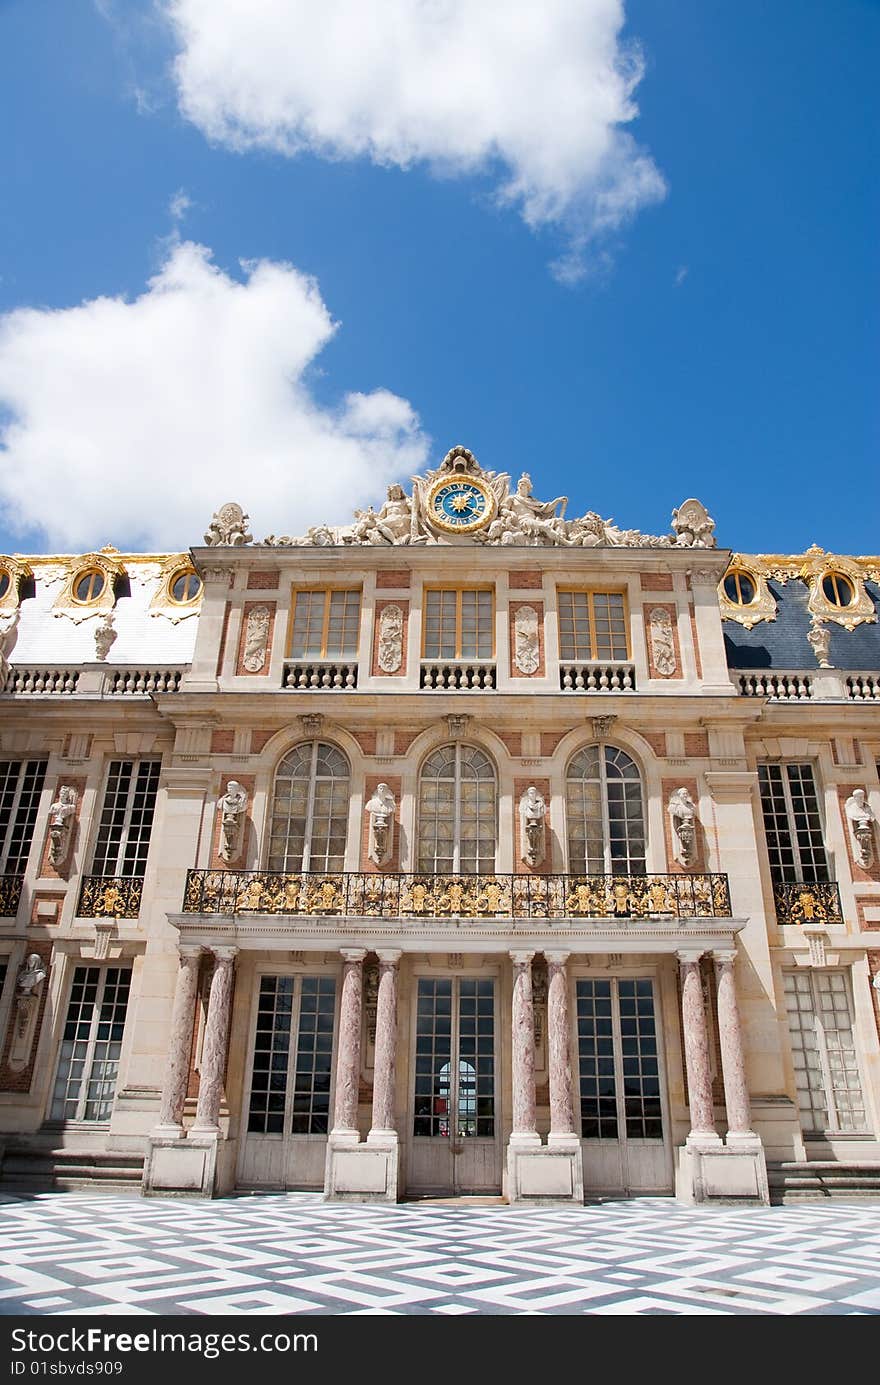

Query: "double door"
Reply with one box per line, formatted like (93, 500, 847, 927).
(407, 976, 501, 1195)
(575, 975, 672, 1194)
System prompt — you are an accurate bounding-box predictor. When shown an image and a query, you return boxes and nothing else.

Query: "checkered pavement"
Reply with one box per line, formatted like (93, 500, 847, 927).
(1, 1192, 879, 1315)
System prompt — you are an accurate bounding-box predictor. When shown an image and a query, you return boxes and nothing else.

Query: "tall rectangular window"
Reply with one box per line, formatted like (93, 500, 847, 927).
(0, 759, 48, 874)
(290, 590, 361, 659)
(423, 589, 493, 660)
(783, 970, 867, 1134)
(758, 763, 829, 883)
(558, 591, 628, 660)
(247, 974, 336, 1135)
(50, 966, 131, 1123)
(91, 760, 160, 878)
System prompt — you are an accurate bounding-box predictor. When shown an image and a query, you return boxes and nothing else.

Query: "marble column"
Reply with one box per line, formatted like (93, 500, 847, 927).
(510, 951, 540, 1146)
(677, 950, 721, 1147)
(191, 946, 237, 1134)
(153, 947, 202, 1136)
(368, 950, 401, 1143)
(545, 951, 577, 1143)
(714, 950, 758, 1144)
(331, 948, 366, 1143)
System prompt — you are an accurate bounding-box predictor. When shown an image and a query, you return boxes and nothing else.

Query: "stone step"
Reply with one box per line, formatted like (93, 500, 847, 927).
(0, 1146, 145, 1191)
(767, 1161, 880, 1203)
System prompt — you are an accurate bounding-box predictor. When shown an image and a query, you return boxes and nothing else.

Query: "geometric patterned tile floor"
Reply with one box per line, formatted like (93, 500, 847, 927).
(1, 1192, 879, 1315)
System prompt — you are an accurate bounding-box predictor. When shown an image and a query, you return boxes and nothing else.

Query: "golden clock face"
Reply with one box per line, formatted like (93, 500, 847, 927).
(426, 476, 495, 534)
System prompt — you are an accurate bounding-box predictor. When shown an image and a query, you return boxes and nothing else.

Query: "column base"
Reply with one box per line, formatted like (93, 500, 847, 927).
(506, 1139, 584, 1205)
(324, 1137, 399, 1202)
(366, 1129, 399, 1147)
(142, 1132, 220, 1199)
(150, 1123, 185, 1140)
(507, 1130, 542, 1149)
(675, 1142, 769, 1206)
(686, 1129, 724, 1151)
(725, 1130, 762, 1151)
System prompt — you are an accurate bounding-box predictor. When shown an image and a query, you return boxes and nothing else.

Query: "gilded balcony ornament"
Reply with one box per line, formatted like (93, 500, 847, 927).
(0, 874, 24, 918)
(78, 875, 142, 920)
(774, 880, 843, 926)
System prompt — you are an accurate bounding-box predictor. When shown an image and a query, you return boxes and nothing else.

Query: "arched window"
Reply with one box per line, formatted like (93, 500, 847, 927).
(566, 745, 646, 874)
(268, 742, 350, 872)
(418, 744, 496, 874)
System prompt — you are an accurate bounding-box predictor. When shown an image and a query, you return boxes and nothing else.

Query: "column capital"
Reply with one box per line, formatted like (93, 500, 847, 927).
(544, 950, 571, 966)
(712, 949, 738, 966)
(211, 946, 239, 964)
(340, 948, 367, 964)
(509, 950, 535, 966)
(179, 945, 204, 962)
(376, 949, 402, 966)
(676, 948, 705, 966)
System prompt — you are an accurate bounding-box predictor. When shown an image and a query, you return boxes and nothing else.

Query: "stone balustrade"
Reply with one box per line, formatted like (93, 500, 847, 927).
(420, 662, 496, 689)
(559, 662, 635, 692)
(737, 671, 812, 700)
(4, 666, 80, 694)
(283, 661, 358, 690)
(846, 673, 879, 701)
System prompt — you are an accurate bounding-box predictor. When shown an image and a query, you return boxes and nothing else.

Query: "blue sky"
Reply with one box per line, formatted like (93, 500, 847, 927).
(0, 0, 876, 556)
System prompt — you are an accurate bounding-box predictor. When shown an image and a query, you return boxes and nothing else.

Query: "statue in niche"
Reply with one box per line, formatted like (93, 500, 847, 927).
(845, 788, 876, 868)
(365, 783, 396, 866)
(807, 618, 832, 668)
(14, 953, 48, 1043)
(48, 785, 77, 867)
(668, 787, 698, 867)
(204, 502, 253, 547)
(513, 605, 540, 674)
(218, 781, 248, 863)
(519, 785, 547, 868)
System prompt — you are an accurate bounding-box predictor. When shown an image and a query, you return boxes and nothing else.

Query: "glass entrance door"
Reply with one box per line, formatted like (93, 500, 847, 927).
(408, 976, 500, 1195)
(575, 976, 672, 1194)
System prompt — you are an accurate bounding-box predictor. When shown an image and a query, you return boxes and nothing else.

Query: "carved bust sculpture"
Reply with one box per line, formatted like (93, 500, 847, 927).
(519, 785, 547, 868)
(48, 785, 77, 867)
(18, 953, 48, 996)
(845, 788, 876, 868)
(218, 780, 248, 863)
(668, 787, 698, 867)
(365, 783, 396, 865)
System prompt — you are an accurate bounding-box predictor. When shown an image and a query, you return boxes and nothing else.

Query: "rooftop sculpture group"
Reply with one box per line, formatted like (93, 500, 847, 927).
(204, 446, 716, 551)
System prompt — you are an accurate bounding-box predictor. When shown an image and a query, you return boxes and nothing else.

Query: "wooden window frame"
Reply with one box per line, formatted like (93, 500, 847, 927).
(556, 587, 630, 662)
(421, 585, 495, 661)
(287, 586, 362, 660)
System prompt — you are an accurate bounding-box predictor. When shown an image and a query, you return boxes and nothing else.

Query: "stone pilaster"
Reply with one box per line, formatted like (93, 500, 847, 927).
(714, 950, 758, 1146)
(191, 947, 237, 1134)
(331, 948, 366, 1143)
(677, 950, 721, 1148)
(368, 950, 401, 1143)
(545, 951, 577, 1144)
(509, 951, 540, 1147)
(153, 947, 202, 1137)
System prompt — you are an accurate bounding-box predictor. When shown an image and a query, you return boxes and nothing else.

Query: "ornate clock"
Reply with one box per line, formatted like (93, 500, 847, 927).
(425, 476, 495, 534)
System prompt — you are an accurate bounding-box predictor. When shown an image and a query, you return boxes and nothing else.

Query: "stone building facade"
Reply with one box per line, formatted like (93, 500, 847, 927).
(0, 447, 878, 1205)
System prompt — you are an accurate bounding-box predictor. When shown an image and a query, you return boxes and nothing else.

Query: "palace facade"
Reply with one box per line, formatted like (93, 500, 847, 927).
(0, 446, 878, 1205)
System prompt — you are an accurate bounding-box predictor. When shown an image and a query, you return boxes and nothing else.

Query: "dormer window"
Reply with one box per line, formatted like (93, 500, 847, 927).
(722, 569, 757, 606)
(169, 569, 202, 604)
(72, 569, 106, 604)
(821, 572, 854, 608)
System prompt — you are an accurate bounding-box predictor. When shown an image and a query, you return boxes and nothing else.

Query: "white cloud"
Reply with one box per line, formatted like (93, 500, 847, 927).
(168, 188, 193, 223)
(165, 0, 666, 274)
(0, 241, 428, 551)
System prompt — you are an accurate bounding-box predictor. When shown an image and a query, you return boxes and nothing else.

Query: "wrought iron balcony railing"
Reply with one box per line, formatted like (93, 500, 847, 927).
(77, 875, 144, 920)
(183, 869, 732, 921)
(772, 879, 843, 925)
(0, 874, 23, 918)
